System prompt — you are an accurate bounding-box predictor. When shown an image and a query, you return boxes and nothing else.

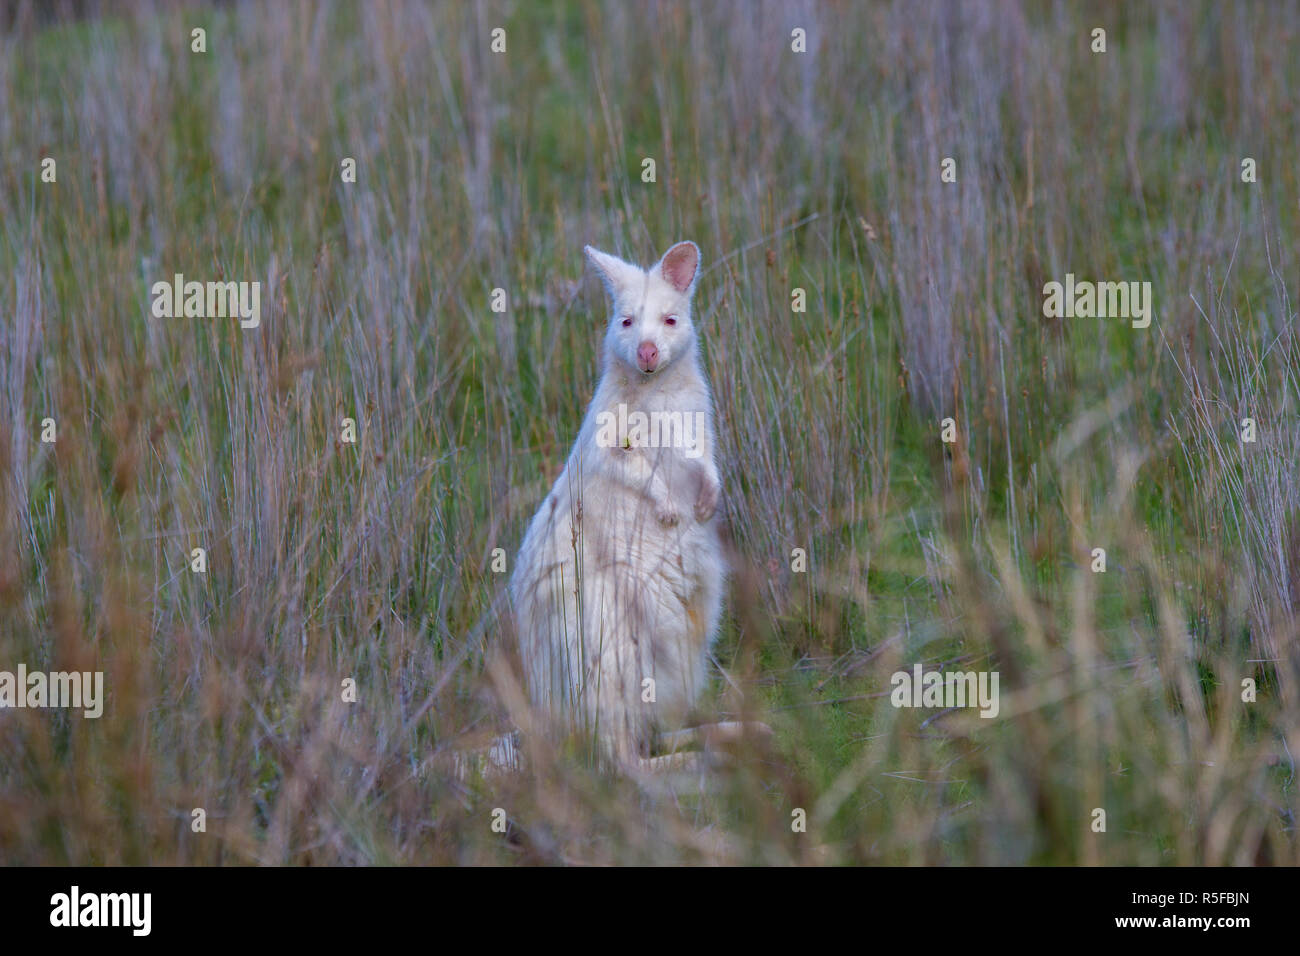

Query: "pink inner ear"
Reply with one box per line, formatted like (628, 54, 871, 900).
(661, 243, 699, 293)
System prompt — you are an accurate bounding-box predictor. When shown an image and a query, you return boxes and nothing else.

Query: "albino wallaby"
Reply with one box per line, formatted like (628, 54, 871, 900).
(510, 240, 738, 774)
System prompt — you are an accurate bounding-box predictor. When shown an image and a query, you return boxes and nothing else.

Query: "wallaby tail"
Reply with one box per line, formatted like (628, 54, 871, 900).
(425, 588, 526, 781)
(451, 730, 524, 780)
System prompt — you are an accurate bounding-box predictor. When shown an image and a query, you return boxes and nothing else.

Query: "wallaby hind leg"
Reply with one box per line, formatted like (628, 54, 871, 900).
(633, 749, 735, 798)
(657, 720, 773, 753)
(604, 733, 725, 779)
(638, 751, 708, 774)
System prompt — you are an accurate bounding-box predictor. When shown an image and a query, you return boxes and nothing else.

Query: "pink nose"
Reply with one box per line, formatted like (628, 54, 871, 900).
(637, 341, 659, 371)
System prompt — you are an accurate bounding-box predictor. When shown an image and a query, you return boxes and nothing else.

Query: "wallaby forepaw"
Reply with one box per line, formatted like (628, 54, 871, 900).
(694, 480, 720, 522)
(655, 503, 680, 527)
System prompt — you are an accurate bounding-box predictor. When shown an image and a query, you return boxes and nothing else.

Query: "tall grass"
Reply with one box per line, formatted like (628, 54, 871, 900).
(0, 0, 1296, 864)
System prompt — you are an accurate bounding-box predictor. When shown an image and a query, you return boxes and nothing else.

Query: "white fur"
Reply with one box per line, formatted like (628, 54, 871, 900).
(510, 240, 725, 770)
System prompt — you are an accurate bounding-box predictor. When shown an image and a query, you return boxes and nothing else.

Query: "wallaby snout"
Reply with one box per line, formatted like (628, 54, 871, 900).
(637, 340, 660, 372)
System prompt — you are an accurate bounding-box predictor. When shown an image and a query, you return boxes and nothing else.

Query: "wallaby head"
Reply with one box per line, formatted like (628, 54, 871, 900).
(584, 241, 701, 379)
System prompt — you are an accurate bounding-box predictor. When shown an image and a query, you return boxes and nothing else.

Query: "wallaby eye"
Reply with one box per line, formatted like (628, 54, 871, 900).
(664, 315, 678, 326)
(621, 316, 633, 327)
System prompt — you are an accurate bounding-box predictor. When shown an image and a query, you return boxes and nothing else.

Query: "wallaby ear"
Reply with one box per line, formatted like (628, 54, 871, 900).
(654, 240, 701, 296)
(584, 245, 642, 300)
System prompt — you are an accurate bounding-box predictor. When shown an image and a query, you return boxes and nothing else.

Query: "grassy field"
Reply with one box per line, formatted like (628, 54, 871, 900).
(1, 0, 1297, 865)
